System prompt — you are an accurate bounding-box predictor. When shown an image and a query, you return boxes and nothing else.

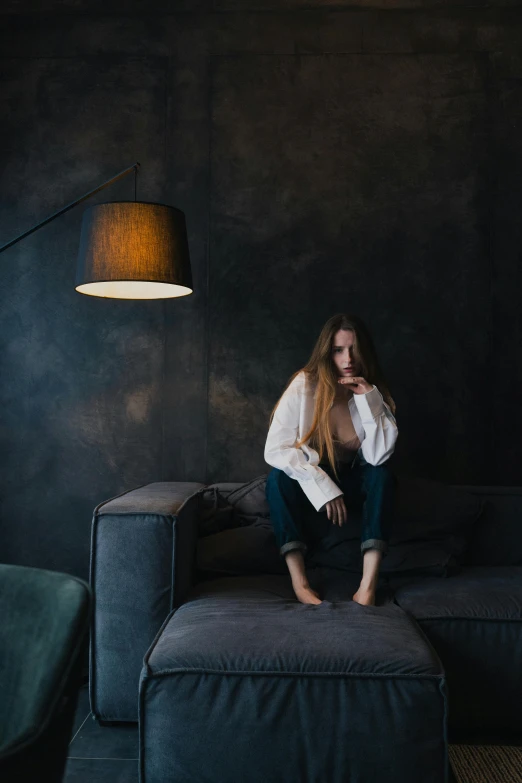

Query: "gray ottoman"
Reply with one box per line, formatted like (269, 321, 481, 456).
(139, 585, 449, 783)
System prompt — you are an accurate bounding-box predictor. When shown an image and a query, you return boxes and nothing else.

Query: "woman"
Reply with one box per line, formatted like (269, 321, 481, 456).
(264, 313, 398, 607)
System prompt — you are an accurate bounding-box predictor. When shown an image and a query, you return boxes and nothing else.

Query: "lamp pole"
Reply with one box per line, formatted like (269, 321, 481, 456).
(0, 162, 140, 254)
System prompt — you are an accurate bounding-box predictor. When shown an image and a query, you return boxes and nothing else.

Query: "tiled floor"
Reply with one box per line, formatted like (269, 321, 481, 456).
(65, 684, 459, 782)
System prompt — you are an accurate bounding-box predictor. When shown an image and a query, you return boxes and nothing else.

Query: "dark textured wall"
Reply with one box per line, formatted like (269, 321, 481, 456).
(1, 1, 521, 581)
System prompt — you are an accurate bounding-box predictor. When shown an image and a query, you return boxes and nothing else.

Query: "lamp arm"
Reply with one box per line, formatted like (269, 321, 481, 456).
(0, 162, 140, 255)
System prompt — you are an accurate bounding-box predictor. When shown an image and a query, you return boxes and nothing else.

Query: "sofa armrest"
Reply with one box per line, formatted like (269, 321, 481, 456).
(89, 481, 205, 722)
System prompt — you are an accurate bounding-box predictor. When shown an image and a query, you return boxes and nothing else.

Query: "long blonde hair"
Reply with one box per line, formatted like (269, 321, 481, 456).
(268, 313, 397, 483)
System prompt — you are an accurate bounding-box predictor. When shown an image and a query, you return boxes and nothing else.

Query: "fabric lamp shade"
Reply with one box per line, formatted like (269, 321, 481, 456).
(75, 201, 193, 300)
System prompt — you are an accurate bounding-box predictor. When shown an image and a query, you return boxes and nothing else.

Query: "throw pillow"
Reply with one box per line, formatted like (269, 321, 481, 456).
(390, 474, 484, 556)
(195, 472, 484, 578)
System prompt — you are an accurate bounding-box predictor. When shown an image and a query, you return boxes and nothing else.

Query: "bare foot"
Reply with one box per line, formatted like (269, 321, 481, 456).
(352, 585, 376, 606)
(293, 583, 323, 605)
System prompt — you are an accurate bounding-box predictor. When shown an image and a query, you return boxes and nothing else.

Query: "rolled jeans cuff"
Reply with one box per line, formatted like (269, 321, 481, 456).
(361, 538, 388, 558)
(280, 540, 308, 557)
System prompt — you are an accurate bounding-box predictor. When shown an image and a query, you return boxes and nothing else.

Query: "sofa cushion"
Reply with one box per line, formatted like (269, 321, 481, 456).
(226, 475, 271, 517)
(456, 487, 522, 566)
(389, 474, 484, 550)
(196, 477, 271, 538)
(196, 526, 459, 579)
(185, 569, 394, 604)
(195, 484, 243, 537)
(201, 473, 484, 545)
(390, 566, 522, 734)
(390, 565, 522, 619)
(197, 523, 288, 577)
(306, 538, 459, 578)
(195, 473, 483, 579)
(139, 581, 447, 783)
(150, 586, 443, 677)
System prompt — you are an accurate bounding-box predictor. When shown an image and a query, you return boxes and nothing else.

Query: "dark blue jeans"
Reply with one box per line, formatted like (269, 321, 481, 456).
(265, 451, 397, 561)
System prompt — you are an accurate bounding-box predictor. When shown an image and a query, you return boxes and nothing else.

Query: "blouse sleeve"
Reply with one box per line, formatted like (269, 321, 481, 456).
(352, 385, 398, 465)
(264, 378, 345, 511)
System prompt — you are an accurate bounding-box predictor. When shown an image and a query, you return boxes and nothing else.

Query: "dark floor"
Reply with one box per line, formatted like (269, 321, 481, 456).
(65, 684, 463, 782)
(65, 686, 139, 782)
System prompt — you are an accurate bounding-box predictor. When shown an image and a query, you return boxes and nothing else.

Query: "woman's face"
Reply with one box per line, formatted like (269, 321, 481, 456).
(331, 329, 358, 378)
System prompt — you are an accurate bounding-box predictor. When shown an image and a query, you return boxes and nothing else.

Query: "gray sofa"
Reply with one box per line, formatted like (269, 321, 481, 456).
(89, 473, 522, 783)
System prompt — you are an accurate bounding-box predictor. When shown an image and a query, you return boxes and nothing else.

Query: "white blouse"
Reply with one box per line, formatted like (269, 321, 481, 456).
(264, 370, 399, 512)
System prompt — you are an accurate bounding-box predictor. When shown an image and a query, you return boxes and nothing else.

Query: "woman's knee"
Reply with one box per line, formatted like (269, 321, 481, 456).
(266, 468, 306, 510)
(266, 467, 282, 489)
(266, 467, 294, 497)
(267, 467, 294, 487)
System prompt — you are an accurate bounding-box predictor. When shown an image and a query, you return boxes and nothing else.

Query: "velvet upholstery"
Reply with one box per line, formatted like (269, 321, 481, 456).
(89, 481, 205, 722)
(456, 486, 522, 566)
(139, 581, 447, 783)
(0, 564, 91, 783)
(89, 478, 522, 782)
(389, 565, 522, 734)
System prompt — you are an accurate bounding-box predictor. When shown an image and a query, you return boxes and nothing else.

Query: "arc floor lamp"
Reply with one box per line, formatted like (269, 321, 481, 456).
(0, 162, 193, 300)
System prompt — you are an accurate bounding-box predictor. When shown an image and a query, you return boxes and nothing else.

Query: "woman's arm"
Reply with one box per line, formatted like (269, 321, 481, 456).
(352, 386, 398, 465)
(264, 378, 344, 512)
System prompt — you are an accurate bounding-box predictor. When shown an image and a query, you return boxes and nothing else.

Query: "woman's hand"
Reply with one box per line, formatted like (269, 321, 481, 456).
(324, 496, 348, 526)
(338, 376, 373, 395)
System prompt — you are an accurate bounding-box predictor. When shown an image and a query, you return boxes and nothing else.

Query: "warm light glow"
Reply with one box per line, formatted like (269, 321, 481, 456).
(75, 281, 193, 300)
(75, 202, 193, 300)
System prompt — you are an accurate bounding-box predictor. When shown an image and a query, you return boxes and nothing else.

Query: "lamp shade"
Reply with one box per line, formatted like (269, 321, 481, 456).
(75, 201, 193, 300)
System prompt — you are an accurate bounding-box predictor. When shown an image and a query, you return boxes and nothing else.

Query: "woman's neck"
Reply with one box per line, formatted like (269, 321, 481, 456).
(334, 383, 353, 401)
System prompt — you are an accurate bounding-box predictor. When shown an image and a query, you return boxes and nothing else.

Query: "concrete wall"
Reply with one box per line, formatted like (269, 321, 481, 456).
(1, 1, 521, 580)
